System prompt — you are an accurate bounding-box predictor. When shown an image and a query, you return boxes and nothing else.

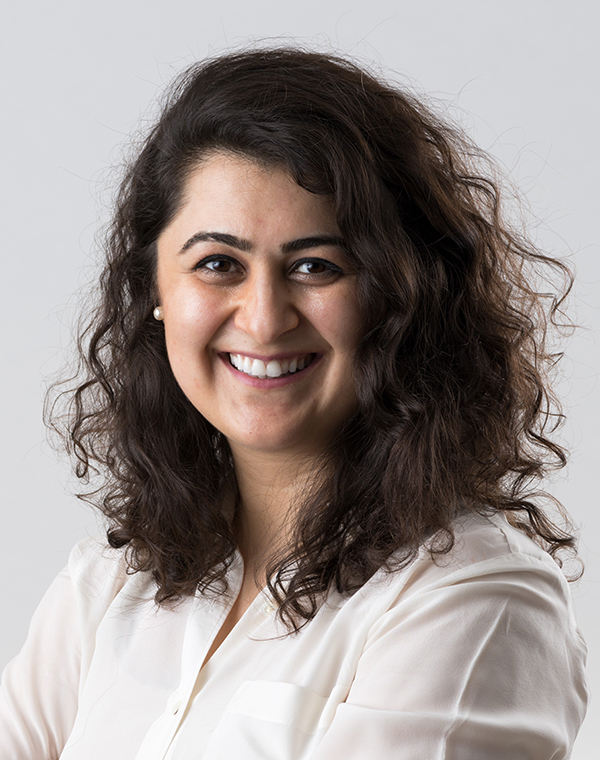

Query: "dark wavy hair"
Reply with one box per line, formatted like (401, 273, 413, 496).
(49, 47, 578, 631)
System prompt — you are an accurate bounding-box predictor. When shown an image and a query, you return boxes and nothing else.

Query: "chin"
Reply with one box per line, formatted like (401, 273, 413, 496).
(226, 426, 325, 457)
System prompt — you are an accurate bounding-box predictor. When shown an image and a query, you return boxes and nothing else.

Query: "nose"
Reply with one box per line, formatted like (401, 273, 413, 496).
(233, 269, 299, 345)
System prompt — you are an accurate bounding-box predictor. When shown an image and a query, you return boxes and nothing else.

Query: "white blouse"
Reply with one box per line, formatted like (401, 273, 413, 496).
(0, 512, 588, 760)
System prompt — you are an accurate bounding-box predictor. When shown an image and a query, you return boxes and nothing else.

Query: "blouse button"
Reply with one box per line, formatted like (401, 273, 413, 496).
(261, 601, 276, 615)
(171, 699, 182, 715)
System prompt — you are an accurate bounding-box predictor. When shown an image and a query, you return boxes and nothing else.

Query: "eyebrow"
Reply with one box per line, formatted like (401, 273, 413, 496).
(178, 231, 345, 255)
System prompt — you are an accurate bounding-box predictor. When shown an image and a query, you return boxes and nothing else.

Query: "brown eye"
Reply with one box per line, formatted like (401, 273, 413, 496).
(296, 261, 326, 274)
(293, 258, 343, 276)
(205, 259, 233, 272)
(193, 255, 240, 275)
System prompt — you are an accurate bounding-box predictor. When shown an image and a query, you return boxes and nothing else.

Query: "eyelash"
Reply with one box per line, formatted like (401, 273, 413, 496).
(192, 255, 344, 278)
(192, 254, 238, 274)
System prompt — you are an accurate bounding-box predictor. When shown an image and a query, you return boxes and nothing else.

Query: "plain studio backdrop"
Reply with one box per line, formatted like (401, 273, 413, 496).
(1, 1, 598, 756)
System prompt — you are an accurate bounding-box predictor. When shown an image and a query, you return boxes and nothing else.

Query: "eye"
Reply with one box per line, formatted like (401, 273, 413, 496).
(193, 254, 241, 277)
(204, 259, 233, 272)
(291, 257, 343, 278)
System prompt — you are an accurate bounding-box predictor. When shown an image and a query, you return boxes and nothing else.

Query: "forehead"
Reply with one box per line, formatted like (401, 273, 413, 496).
(163, 151, 339, 243)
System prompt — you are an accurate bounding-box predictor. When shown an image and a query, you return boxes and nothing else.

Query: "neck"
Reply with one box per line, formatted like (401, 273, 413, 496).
(228, 443, 324, 582)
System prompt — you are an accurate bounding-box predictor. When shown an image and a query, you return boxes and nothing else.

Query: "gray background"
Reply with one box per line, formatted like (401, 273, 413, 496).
(1, 1, 597, 756)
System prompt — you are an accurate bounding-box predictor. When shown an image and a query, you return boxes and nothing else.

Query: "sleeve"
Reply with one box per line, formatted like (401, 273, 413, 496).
(311, 558, 588, 760)
(0, 538, 124, 760)
(0, 564, 81, 760)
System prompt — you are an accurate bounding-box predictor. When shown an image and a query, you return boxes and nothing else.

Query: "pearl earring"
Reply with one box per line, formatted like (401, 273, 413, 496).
(153, 306, 164, 321)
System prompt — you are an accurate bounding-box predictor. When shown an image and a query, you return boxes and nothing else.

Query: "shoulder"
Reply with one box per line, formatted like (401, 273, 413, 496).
(358, 510, 587, 692)
(322, 513, 588, 756)
(355, 510, 585, 650)
(67, 535, 129, 593)
(65, 535, 157, 621)
(396, 510, 574, 599)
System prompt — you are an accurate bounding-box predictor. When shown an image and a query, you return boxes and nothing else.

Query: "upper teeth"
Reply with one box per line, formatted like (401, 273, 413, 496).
(229, 353, 312, 378)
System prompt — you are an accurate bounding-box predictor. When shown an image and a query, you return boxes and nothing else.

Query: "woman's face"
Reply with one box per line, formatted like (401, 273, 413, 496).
(156, 152, 363, 458)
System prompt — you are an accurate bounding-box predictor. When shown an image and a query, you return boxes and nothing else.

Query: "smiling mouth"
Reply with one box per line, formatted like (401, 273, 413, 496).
(228, 353, 316, 379)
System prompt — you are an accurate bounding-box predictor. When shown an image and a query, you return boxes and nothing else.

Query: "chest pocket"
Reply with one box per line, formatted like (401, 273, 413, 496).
(204, 680, 329, 760)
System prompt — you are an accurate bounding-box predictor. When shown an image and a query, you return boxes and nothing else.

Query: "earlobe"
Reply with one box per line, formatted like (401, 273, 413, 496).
(153, 306, 164, 321)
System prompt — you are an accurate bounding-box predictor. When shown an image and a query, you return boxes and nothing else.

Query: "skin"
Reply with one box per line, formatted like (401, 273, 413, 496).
(156, 152, 363, 644)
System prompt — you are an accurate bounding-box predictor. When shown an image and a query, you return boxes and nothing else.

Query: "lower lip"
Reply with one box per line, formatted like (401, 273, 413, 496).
(218, 354, 322, 388)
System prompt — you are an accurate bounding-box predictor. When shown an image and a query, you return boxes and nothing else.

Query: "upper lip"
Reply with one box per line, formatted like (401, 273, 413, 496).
(219, 350, 318, 361)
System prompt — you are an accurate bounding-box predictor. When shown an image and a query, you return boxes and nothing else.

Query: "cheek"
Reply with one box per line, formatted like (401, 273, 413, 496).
(311, 289, 363, 352)
(162, 289, 224, 369)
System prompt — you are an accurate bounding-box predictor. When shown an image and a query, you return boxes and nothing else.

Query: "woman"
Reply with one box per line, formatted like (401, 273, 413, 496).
(0, 48, 588, 758)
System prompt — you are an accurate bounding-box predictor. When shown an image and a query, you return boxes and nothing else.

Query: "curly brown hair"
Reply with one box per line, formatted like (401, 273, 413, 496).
(49, 47, 578, 631)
